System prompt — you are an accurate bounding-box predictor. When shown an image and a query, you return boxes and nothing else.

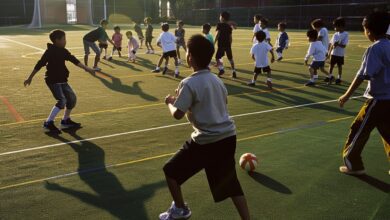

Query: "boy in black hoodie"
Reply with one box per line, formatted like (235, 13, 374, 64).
(24, 29, 95, 133)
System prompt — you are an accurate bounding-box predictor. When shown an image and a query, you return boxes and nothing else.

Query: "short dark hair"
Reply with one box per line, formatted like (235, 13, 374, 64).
(311, 19, 324, 28)
(114, 25, 120, 30)
(278, 22, 287, 29)
(254, 14, 263, 21)
(100, 19, 108, 26)
(362, 10, 390, 36)
(220, 11, 230, 21)
(177, 20, 184, 26)
(161, 23, 169, 31)
(307, 29, 318, 40)
(187, 34, 215, 69)
(255, 31, 266, 42)
(260, 18, 268, 26)
(202, 23, 211, 32)
(49, 29, 65, 43)
(333, 17, 346, 28)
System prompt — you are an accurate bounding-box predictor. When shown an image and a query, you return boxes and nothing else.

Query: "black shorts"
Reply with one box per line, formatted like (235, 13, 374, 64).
(113, 47, 122, 51)
(254, 66, 271, 74)
(330, 55, 344, 66)
(145, 36, 153, 44)
(216, 46, 233, 60)
(162, 50, 177, 58)
(163, 135, 244, 202)
(99, 43, 108, 49)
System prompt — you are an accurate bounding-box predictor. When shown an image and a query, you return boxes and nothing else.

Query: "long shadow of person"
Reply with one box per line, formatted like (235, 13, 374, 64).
(249, 172, 292, 194)
(45, 129, 165, 219)
(353, 175, 390, 193)
(90, 71, 159, 101)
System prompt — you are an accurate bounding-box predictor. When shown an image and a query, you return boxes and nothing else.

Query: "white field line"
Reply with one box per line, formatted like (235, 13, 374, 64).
(0, 37, 45, 52)
(0, 96, 362, 157)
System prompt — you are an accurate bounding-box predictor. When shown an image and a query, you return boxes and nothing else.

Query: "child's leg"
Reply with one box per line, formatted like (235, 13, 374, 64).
(164, 175, 186, 208)
(62, 84, 77, 120)
(46, 83, 66, 122)
(84, 55, 88, 66)
(118, 48, 122, 57)
(149, 42, 154, 51)
(231, 196, 250, 220)
(140, 38, 144, 48)
(337, 64, 343, 79)
(329, 63, 335, 76)
(176, 46, 181, 60)
(145, 41, 150, 50)
(111, 47, 116, 57)
(320, 67, 329, 76)
(173, 56, 179, 75)
(374, 100, 390, 163)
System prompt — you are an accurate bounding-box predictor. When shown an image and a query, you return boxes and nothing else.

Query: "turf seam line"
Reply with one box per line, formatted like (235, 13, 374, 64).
(0, 96, 25, 122)
(0, 96, 362, 157)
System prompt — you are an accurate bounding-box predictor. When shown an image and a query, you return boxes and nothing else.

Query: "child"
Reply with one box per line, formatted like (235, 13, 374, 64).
(327, 17, 349, 85)
(98, 40, 108, 60)
(134, 21, 144, 48)
(275, 22, 289, 61)
(304, 29, 330, 86)
(311, 19, 329, 52)
(202, 23, 214, 45)
(126, 31, 139, 62)
(215, 11, 236, 78)
(260, 18, 272, 46)
(24, 29, 95, 133)
(152, 23, 180, 77)
(338, 11, 390, 176)
(110, 26, 123, 60)
(175, 20, 187, 64)
(247, 31, 275, 89)
(160, 34, 250, 220)
(83, 19, 116, 71)
(252, 14, 262, 43)
(144, 17, 155, 54)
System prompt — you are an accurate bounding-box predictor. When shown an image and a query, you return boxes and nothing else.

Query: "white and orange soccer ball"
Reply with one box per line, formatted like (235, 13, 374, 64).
(239, 153, 258, 172)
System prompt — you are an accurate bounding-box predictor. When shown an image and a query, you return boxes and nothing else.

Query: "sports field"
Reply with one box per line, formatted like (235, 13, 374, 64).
(0, 25, 388, 219)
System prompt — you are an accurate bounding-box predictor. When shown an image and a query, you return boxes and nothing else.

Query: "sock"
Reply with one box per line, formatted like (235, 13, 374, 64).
(63, 108, 72, 121)
(218, 65, 224, 70)
(338, 74, 341, 79)
(313, 75, 318, 80)
(277, 52, 282, 58)
(47, 106, 61, 122)
(155, 67, 160, 70)
(267, 78, 272, 82)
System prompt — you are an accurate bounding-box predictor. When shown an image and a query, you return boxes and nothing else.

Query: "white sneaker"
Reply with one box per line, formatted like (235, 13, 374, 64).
(150, 50, 155, 54)
(339, 166, 365, 175)
(159, 202, 191, 220)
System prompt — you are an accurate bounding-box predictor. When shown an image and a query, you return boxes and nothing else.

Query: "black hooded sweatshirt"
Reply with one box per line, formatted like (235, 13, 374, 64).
(34, 43, 80, 84)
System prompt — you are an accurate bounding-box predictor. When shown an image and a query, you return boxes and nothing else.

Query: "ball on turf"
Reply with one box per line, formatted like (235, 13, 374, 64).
(239, 153, 258, 172)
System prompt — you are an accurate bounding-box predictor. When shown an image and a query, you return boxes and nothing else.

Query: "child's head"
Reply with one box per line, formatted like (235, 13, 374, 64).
(161, 23, 170, 32)
(362, 10, 390, 42)
(114, 25, 121, 33)
(220, 11, 230, 22)
(126, 31, 133, 39)
(144, 17, 152, 24)
(255, 30, 266, 43)
(311, 19, 324, 30)
(49, 29, 66, 47)
(187, 34, 215, 69)
(260, 18, 268, 29)
(177, 20, 184, 28)
(202, 23, 211, 34)
(100, 19, 109, 28)
(278, 22, 286, 32)
(333, 17, 346, 32)
(254, 14, 262, 24)
(307, 29, 318, 42)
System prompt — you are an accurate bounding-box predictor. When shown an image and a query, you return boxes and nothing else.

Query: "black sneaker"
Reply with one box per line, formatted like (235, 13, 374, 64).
(335, 79, 342, 85)
(232, 71, 237, 79)
(304, 81, 315, 86)
(162, 67, 168, 75)
(247, 82, 256, 86)
(277, 57, 283, 61)
(218, 69, 225, 77)
(60, 118, 81, 129)
(43, 121, 61, 133)
(327, 76, 335, 85)
(152, 68, 161, 73)
(324, 77, 330, 82)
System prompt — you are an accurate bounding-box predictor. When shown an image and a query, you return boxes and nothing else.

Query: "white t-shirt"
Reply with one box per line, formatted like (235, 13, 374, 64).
(305, 41, 327, 62)
(330, 31, 349, 57)
(128, 37, 139, 52)
(173, 69, 236, 145)
(318, 27, 329, 50)
(250, 41, 273, 67)
(157, 31, 176, 52)
(253, 24, 261, 43)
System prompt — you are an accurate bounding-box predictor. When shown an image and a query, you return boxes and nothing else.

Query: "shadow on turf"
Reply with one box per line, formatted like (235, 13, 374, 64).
(90, 71, 159, 101)
(249, 172, 292, 194)
(45, 129, 165, 219)
(353, 175, 390, 193)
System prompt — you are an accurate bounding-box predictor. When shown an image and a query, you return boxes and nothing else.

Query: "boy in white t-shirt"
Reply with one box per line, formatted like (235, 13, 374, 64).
(126, 31, 139, 62)
(327, 17, 349, 85)
(252, 14, 262, 43)
(311, 19, 329, 51)
(304, 29, 330, 86)
(152, 23, 180, 78)
(260, 18, 272, 46)
(247, 31, 275, 89)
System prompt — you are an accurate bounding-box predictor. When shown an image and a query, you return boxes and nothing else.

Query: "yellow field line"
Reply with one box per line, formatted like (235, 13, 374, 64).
(0, 116, 353, 191)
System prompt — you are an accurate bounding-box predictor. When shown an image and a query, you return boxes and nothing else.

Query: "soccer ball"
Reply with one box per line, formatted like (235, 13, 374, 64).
(239, 153, 258, 172)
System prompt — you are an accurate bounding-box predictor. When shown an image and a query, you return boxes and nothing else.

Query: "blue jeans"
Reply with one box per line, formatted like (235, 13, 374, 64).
(83, 40, 100, 56)
(46, 82, 77, 109)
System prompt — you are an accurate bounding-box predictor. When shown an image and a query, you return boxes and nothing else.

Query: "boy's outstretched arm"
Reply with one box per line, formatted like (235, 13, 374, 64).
(77, 63, 95, 75)
(165, 94, 185, 120)
(24, 50, 49, 87)
(24, 69, 39, 87)
(270, 49, 275, 63)
(338, 76, 364, 108)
